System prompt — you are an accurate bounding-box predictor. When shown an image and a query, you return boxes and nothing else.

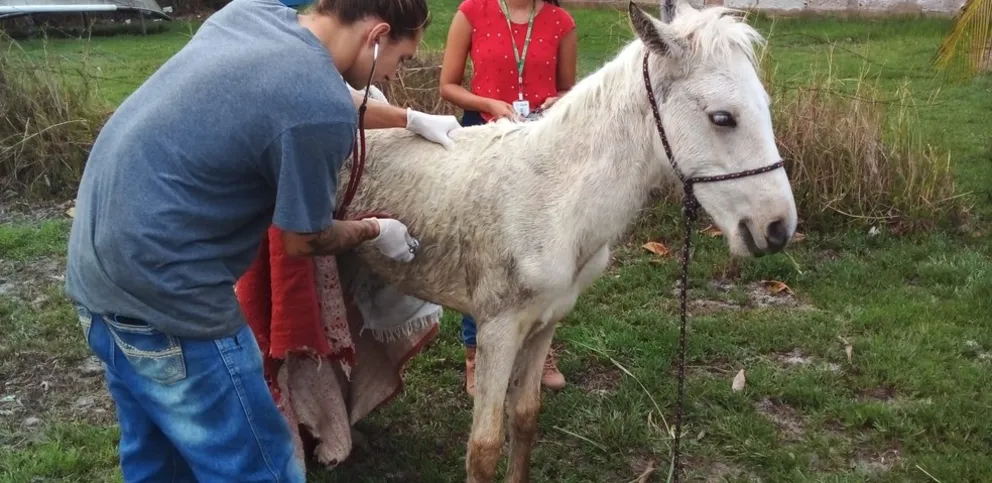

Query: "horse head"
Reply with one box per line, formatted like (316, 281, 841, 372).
(629, 0, 797, 256)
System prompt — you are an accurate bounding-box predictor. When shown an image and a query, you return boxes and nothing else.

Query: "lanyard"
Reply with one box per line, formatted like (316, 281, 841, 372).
(497, 0, 536, 100)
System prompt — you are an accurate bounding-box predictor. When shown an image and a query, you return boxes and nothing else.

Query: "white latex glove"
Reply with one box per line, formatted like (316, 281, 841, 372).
(406, 109, 460, 150)
(365, 218, 419, 263)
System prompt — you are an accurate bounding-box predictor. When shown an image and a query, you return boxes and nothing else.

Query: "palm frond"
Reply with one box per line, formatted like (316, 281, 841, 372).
(932, 0, 992, 80)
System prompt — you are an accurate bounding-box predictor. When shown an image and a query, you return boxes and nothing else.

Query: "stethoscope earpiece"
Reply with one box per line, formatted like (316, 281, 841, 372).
(360, 38, 380, 111)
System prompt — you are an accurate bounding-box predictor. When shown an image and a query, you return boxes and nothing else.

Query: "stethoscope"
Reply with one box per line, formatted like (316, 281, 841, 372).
(345, 40, 420, 257)
(359, 40, 379, 112)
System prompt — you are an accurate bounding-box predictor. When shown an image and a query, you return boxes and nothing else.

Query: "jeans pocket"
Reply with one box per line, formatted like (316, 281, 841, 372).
(74, 305, 93, 343)
(105, 317, 187, 385)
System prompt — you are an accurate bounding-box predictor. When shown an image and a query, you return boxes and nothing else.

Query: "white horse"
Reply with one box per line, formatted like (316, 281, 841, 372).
(336, 1, 797, 481)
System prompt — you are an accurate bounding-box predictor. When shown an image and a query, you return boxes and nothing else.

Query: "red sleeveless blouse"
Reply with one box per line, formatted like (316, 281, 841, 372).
(458, 0, 576, 122)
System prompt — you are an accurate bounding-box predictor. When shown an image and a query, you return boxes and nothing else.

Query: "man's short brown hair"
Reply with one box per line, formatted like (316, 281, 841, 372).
(315, 0, 430, 41)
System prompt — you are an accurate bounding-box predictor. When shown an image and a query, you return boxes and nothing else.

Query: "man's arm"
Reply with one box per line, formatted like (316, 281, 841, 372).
(349, 87, 461, 149)
(351, 90, 408, 129)
(265, 121, 358, 257)
(281, 219, 379, 257)
(264, 120, 420, 261)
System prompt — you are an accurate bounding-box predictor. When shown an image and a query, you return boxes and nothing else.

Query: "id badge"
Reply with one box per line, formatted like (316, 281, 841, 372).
(512, 99, 530, 118)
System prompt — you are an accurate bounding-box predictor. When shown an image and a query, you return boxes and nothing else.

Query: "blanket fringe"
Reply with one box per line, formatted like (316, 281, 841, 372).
(361, 308, 442, 344)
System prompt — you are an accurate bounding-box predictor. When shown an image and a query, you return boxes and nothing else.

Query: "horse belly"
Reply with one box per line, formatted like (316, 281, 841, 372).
(349, 242, 491, 316)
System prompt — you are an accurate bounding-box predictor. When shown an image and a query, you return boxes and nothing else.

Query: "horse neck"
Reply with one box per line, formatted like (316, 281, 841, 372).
(529, 42, 673, 248)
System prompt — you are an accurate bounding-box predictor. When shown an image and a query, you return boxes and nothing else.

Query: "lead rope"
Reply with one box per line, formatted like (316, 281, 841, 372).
(641, 51, 784, 483)
(672, 184, 697, 483)
(640, 51, 689, 483)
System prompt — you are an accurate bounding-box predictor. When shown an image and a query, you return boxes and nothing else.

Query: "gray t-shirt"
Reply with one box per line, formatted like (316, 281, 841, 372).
(66, 0, 357, 338)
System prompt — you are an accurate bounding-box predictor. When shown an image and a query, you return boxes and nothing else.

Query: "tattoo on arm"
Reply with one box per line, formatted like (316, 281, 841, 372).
(306, 219, 380, 256)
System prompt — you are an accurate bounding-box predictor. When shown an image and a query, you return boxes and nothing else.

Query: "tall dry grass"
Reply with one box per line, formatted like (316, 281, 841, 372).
(0, 41, 107, 199)
(0, 42, 966, 232)
(764, 56, 966, 232)
(378, 50, 465, 117)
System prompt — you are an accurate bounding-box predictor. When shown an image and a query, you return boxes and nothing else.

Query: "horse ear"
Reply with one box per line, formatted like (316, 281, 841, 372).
(660, 0, 676, 23)
(628, 1, 685, 58)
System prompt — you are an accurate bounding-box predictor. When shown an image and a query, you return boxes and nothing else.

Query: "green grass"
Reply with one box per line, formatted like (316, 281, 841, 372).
(0, 219, 71, 261)
(2, 2, 991, 482)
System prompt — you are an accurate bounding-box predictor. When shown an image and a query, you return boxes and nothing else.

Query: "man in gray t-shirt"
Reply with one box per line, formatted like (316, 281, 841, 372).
(65, 0, 454, 479)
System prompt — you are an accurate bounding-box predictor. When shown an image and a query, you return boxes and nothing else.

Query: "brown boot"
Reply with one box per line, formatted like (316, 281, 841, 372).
(465, 347, 477, 397)
(542, 347, 566, 390)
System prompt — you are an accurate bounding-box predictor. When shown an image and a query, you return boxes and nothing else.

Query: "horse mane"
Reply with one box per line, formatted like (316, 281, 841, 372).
(670, 6, 765, 68)
(524, 5, 765, 139)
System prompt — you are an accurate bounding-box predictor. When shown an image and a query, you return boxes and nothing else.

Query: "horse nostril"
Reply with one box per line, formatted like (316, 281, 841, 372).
(766, 219, 789, 252)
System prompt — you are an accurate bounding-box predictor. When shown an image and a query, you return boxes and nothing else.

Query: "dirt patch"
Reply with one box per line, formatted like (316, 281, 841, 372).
(677, 281, 742, 315)
(815, 249, 842, 263)
(573, 358, 623, 395)
(777, 349, 815, 366)
(679, 279, 814, 315)
(684, 458, 760, 483)
(709, 279, 734, 293)
(0, 257, 66, 303)
(0, 198, 73, 225)
(755, 398, 806, 441)
(627, 454, 657, 481)
(0, 351, 115, 443)
(686, 356, 736, 378)
(856, 385, 898, 403)
(688, 299, 744, 315)
(772, 349, 841, 373)
(964, 340, 992, 361)
(854, 385, 934, 411)
(746, 282, 809, 310)
(851, 441, 902, 475)
(702, 462, 745, 482)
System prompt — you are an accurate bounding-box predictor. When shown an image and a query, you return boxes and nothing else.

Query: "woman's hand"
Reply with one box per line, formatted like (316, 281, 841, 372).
(486, 99, 522, 122)
(540, 96, 559, 110)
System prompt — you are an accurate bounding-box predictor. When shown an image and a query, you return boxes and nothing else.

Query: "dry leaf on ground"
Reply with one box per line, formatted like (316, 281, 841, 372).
(838, 336, 853, 363)
(66, 207, 76, 218)
(760, 280, 793, 295)
(701, 225, 723, 237)
(641, 241, 670, 257)
(633, 460, 656, 483)
(732, 369, 746, 392)
(791, 232, 807, 243)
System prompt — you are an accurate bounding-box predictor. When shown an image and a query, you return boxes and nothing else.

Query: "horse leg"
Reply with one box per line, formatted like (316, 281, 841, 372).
(467, 314, 522, 483)
(504, 245, 611, 482)
(505, 321, 556, 483)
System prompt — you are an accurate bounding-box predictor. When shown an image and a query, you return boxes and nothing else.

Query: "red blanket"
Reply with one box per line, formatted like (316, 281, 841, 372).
(237, 225, 355, 404)
(235, 221, 439, 468)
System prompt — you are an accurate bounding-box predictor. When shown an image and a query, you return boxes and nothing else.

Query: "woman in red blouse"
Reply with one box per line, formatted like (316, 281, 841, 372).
(439, 0, 578, 396)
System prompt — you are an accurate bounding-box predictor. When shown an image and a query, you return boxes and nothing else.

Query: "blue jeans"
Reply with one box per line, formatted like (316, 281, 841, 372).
(74, 303, 304, 483)
(461, 314, 478, 348)
(459, 110, 487, 348)
(461, 110, 485, 127)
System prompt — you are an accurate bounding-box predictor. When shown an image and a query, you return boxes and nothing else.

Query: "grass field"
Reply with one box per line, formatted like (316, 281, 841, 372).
(2, 1, 991, 482)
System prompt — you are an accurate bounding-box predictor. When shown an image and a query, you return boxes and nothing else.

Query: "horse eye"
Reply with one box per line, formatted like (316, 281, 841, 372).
(708, 111, 737, 128)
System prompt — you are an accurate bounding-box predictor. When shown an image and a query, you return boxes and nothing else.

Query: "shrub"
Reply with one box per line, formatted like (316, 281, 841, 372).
(648, 48, 968, 234)
(163, 0, 232, 15)
(378, 50, 464, 117)
(0, 13, 168, 40)
(763, 56, 966, 232)
(0, 40, 108, 199)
